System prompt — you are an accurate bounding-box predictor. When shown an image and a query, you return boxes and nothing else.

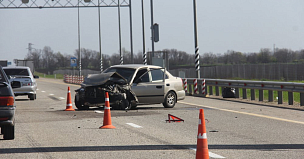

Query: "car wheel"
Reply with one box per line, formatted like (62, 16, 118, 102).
(75, 95, 89, 110)
(3, 125, 15, 140)
(130, 100, 137, 110)
(163, 91, 176, 108)
(29, 94, 35, 100)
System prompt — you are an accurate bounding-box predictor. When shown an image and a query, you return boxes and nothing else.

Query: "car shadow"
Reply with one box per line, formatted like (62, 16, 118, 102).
(15, 99, 29, 101)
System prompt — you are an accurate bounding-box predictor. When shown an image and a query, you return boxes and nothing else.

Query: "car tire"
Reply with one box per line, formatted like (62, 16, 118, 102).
(163, 91, 176, 108)
(28, 94, 35, 100)
(3, 125, 15, 140)
(75, 95, 89, 110)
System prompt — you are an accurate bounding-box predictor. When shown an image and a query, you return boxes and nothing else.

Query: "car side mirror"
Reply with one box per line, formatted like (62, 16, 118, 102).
(11, 81, 21, 88)
(34, 75, 39, 79)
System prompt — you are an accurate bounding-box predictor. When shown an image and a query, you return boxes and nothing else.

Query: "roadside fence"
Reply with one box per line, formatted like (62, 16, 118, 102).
(64, 75, 84, 84)
(183, 78, 304, 107)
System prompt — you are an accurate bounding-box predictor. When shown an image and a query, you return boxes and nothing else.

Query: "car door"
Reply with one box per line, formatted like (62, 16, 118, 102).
(131, 68, 165, 104)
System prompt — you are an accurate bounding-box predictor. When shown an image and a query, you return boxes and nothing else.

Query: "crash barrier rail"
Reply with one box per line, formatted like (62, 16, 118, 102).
(183, 78, 304, 106)
(64, 75, 84, 84)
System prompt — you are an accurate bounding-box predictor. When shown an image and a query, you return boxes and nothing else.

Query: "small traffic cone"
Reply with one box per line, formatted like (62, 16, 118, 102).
(196, 109, 209, 159)
(65, 87, 75, 111)
(99, 92, 116, 129)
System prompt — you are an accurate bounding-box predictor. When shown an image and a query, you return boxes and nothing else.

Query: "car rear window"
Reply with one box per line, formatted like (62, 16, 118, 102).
(4, 69, 29, 76)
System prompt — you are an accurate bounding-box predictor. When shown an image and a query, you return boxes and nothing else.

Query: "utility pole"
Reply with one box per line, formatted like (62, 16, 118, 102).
(193, 0, 200, 79)
(150, 0, 154, 58)
(141, 0, 147, 65)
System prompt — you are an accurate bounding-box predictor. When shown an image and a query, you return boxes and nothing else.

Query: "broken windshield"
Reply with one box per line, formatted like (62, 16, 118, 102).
(103, 67, 135, 83)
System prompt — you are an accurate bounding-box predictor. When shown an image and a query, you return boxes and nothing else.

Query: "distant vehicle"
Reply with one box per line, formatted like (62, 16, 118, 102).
(3, 66, 39, 100)
(75, 64, 185, 110)
(0, 60, 8, 67)
(0, 65, 21, 140)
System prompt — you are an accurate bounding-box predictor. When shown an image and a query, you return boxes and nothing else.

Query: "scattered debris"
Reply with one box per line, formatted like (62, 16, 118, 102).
(209, 130, 219, 132)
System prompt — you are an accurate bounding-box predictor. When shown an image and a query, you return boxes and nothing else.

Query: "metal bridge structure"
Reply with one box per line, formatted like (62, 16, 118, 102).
(0, 0, 130, 9)
(0, 0, 134, 75)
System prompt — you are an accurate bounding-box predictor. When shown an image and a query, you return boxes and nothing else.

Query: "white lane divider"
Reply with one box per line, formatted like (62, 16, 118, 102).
(49, 94, 54, 96)
(190, 148, 225, 158)
(41, 91, 45, 93)
(126, 123, 142, 128)
(59, 97, 65, 100)
(94, 110, 104, 114)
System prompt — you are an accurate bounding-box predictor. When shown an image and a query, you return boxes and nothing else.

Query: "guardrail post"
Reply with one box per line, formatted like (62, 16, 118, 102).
(242, 88, 247, 99)
(209, 86, 213, 95)
(198, 84, 202, 96)
(235, 88, 239, 98)
(189, 83, 193, 95)
(268, 90, 273, 102)
(288, 92, 293, 105)
(215, 86, 219, 96)
(278, 91, 283, 104)
(259, 89, 264, 101)
(251, 89, 255, 100)
(300, 93, 304, 106)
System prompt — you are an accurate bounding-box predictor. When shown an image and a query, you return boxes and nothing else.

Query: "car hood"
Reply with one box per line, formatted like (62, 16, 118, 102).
(81, 72, 128, 87)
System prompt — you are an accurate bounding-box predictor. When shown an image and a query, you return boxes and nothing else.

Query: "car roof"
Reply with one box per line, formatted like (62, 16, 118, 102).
(3, 66, 30, 69)
(110, 64, 162, 69)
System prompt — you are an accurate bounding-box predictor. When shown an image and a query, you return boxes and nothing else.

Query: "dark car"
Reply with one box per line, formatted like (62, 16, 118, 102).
(0, 65, 21, 140)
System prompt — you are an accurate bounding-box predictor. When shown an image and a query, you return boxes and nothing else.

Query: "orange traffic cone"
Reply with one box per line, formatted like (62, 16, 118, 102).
(196, 109, 209, 159)
(99, 92, 116, 129)
(65, 87, 75, 111)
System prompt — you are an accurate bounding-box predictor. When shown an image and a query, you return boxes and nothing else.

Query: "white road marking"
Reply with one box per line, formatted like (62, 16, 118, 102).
(37, 89, 39, 90)
(49, 94, 54, 96)
(179, 101, 304, 125)
(190, 148, 225, 158)
(41, 91, 45, 93)
(126, 123, 142, 128)
(59, 97, 65, 100)
(94, 110, 104, 114)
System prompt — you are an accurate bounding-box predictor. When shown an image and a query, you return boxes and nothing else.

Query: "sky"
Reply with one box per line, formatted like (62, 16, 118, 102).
(1, 0, 304, 64)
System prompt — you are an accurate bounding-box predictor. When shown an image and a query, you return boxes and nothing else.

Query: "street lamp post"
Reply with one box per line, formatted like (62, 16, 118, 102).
(78, 0, 81, 76)
(98, 0, 103, 73)
(193, 0, 200, 79)
(141, 0, 147, 65)
(150, 0, 154, 58)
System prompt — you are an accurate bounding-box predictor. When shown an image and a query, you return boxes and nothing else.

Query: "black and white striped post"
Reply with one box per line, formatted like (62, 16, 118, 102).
(141, 0, 147, 65)
(193, 0, 200, 79)
(118, 0, 123, 65)
(120, 55, 123, 65)
(143, 52, 147, 65)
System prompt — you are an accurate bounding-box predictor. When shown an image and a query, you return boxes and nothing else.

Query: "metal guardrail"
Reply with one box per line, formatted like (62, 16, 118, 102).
(183, 78, 304, 106)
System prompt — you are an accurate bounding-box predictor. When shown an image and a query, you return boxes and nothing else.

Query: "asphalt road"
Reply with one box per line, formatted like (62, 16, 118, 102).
(0, 78, 303, 159)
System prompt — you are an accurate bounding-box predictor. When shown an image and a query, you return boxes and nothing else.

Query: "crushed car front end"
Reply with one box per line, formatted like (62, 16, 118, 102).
(75, 72, 137, 110)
